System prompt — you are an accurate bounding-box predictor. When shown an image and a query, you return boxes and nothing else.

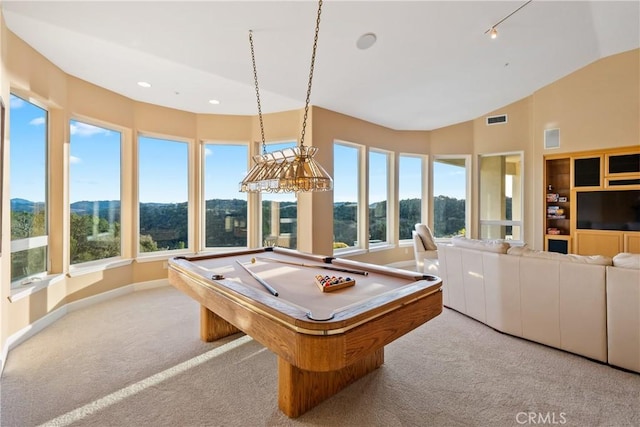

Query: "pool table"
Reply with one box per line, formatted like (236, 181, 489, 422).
(168, 247, 442, 417)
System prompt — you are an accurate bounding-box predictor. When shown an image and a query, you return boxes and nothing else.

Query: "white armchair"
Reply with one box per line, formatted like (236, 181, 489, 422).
(412, 223, 438, 273)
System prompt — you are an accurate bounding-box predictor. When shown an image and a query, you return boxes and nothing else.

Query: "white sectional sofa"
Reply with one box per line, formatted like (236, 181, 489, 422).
(437, 238, 640, 373)
(606, 253, 640, 373)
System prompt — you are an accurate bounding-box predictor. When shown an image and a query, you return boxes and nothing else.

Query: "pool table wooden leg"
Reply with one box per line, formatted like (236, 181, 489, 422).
(277, 347, 385, 418)
(200, 305, 241, 342)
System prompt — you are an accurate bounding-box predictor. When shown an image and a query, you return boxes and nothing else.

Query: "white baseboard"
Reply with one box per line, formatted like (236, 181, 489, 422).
(0, 279, 169, 375)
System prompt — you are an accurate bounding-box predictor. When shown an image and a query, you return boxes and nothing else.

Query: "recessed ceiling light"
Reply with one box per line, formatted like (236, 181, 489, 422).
(208, 99, 220, 105)
(356, 33, 377, 50)
(137, 81, 152, 88)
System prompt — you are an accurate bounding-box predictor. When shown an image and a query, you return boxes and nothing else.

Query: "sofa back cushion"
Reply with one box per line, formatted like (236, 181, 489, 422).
(451, 236, 510, 254)
(612, 252, 640, 269)
(414, 224, 438, 251)
(520, 248, 612, 265)
(507, 245, 529, 256)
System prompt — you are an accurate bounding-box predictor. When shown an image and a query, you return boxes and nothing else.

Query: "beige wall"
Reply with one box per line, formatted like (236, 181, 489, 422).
(0, 15, 638, 356)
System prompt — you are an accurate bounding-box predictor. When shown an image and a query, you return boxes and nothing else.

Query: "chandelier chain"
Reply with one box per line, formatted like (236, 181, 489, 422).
(300, 0, 322, 148)
(240, 0, 332, 194)
(249, 30, 266, 153)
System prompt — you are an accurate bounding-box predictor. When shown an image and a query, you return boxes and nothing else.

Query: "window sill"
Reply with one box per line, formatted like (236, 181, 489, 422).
(369, 243, 397, 252)
(9, 274, 65, 303)
(136, 249, 194, 263)
(136, 251, 196, 263)
(333, 248, 367, 257)
(68, 258, 133, 278)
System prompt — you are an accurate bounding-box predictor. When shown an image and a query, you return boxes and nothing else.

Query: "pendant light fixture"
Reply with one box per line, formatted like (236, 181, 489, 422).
(239, 0, 333, 193)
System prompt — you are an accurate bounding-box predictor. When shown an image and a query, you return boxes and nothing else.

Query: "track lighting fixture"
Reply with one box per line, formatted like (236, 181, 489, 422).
(485, 0, 532, 39)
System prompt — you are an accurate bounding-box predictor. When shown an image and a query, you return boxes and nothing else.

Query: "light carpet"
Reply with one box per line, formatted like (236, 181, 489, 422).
(1, 286, 638, 427)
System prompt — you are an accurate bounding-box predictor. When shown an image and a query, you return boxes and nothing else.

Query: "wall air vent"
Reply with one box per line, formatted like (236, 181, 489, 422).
(486, 114, 508, 125)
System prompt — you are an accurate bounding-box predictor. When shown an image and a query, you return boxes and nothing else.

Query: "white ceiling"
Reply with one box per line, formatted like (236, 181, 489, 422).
(3, 1, 639, 131)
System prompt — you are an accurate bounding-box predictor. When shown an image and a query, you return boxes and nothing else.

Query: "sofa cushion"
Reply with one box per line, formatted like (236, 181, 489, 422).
(451, 236, 510, 254)
(521, 249, 564, 260)
(522, 249, 612, 265)
(565, 254, 613, 265)
(612, 252, 640, 269)
(507, 245, 530, 256)
(414, 224, 437, 251)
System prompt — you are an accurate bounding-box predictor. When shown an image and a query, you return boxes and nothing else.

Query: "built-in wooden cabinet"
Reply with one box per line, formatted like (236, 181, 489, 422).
(605, 151, 640, 189)
(624, 233, 640, 253)
(573, 155, 602, 190)
(575, 230, 640, 258)
(544, 146, 640, 255)
(574, 230, 623, 258)
(545, 156, 571, 253)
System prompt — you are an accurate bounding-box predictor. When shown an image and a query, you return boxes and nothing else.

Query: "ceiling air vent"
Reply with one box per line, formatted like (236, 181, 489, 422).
(486, 114, 508, 125)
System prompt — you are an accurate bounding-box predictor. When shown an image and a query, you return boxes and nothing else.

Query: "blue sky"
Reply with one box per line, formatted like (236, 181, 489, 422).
(10, 93, 466, 204)
(70, 120, 121, 203)
(9, 95, 47, 203)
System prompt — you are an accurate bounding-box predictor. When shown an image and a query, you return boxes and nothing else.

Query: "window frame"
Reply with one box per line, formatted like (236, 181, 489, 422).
(9, 93, 50, 288)
(136, 132, 194, 258)
(431, 154, 471, 240)
(368, 147, 394, 249)
(333, 140, 366, 254)
(478, 151, 524, 243)
(259, 140, 299, 249)
(398, 153, 428, 243)
(200, 139, 251, 252)
(67, 116, 126, 271)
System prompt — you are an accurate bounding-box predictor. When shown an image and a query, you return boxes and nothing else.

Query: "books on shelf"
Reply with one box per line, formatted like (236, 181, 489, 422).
(547, 206, 566, 219)
(547, 193, 568, 203)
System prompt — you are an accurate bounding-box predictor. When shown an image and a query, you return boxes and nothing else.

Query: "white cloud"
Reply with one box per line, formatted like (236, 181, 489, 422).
(70, 122, 110, 137)
(9, 95, 26, 109)
(204, 147, 213, 157)
(29, 117, 46, 126)
(69, 155, 82, 164)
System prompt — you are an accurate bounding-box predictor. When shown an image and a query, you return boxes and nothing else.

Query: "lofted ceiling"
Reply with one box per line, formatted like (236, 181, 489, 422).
(2, 1, 639, 131)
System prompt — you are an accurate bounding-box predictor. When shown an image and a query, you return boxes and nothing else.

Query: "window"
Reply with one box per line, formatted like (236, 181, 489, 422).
(9, 94, 48, 285)
(69, 120, 122, 264)
(202, 142, 248, 248)
(433, 156, 469, 239)
(479, 153, 523, 241)
(261, 142, 298, 249)
(369, 149, 390, 246)
(333, 142, 362, 250)
(398, 154, 425, 240)
(138, 135, 189, 253)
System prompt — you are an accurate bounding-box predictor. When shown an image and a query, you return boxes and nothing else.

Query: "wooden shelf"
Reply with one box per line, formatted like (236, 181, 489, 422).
(545, 156, 571, 242)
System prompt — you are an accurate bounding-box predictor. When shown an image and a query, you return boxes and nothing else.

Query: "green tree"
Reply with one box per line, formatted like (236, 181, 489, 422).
(70, 213, 120, 263)
(399, 198, 421, 239)
(11, 210, 46, 239)
(433, 195, 465, 237)
(139, 234, 159, 252)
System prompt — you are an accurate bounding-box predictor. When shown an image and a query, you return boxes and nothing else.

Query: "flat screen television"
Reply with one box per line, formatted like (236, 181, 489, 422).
(576, 190, 640, 231)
